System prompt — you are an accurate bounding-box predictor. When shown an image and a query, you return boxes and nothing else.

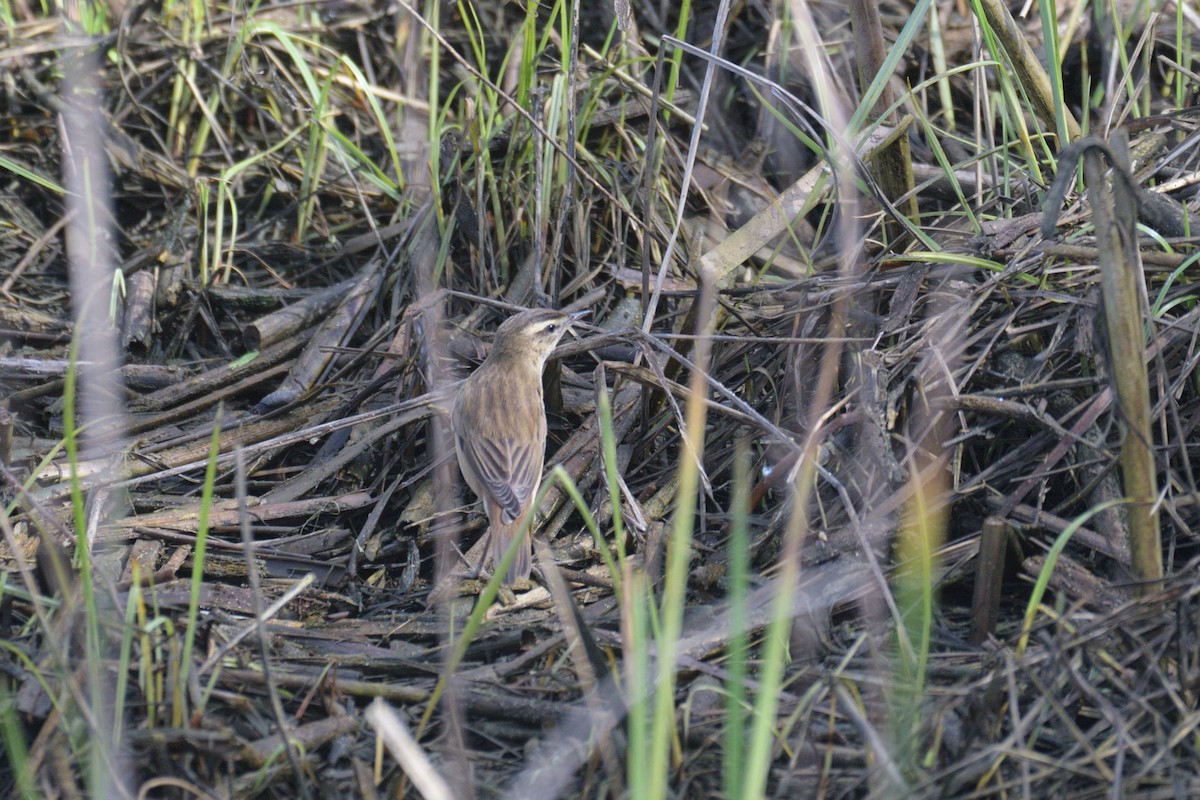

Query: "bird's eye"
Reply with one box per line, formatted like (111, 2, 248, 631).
(545, 324, 559, 333)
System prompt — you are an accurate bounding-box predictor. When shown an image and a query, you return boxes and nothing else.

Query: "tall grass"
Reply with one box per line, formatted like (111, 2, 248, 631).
(3, 0, 1195, 795)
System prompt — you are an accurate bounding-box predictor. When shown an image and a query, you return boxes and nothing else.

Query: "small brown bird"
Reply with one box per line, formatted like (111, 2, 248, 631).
(451, 308, 585, 584)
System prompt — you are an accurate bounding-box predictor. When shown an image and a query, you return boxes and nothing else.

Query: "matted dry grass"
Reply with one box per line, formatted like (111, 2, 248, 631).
(2, 1, 1199, 797)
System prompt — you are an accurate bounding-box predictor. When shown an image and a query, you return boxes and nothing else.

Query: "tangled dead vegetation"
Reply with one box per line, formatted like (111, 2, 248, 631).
(1, 1, 1199, 797)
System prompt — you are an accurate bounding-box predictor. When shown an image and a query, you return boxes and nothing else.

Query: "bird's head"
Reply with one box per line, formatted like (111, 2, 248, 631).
(489, 308, 587, 369)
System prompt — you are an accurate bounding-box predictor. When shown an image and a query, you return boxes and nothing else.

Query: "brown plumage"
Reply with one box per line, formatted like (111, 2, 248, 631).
(451, 308, 584, 584)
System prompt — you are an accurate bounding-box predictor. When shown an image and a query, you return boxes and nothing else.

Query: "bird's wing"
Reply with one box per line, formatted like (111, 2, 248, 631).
(456, 431, 542, 524)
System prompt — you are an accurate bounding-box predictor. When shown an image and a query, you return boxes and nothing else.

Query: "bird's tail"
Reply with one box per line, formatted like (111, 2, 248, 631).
(489, 516, 532, 585)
